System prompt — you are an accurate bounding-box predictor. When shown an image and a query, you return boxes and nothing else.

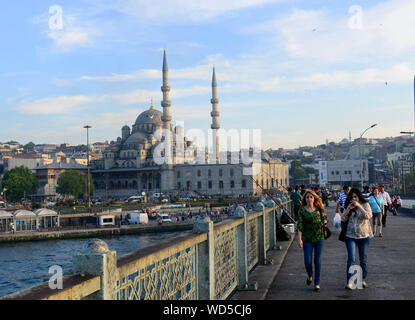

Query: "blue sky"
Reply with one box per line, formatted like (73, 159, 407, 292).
(1, 0, 414, 149)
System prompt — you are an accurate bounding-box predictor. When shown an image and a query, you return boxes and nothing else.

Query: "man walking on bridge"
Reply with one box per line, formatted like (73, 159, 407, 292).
(379, 185, 392, 227)
(336, 186, 351, 214)
(290, 186, 302, 219)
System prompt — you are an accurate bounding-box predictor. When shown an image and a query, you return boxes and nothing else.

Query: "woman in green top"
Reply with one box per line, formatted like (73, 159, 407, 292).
(297, 189, 328, 292)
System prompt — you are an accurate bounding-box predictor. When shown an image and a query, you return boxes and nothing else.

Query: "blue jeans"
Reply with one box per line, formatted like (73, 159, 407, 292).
(345, 237, 370, 282)
(303, 240, 324, 286)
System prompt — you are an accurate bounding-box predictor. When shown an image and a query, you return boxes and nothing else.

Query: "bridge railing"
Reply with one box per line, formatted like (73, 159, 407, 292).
(2, 200, 293, 300)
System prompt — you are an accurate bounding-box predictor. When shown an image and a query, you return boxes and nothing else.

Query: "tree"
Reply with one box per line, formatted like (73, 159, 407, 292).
(1, 166, 39, 202)
(56, 170, 94, 199)
(300, 158, 314, 164)
(404, 167, 415, 192)
(290, 160, 317, 180)
(23, 142, 35, 151)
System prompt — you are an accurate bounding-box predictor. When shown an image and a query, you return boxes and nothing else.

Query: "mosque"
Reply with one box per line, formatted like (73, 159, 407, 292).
(91, 51, 289, 199)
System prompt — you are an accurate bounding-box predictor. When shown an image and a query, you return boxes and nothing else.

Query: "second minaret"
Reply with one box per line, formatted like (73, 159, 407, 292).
(211, 66, 220, 163)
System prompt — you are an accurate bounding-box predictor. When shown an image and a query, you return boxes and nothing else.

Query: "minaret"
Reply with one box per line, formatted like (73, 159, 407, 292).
(161, 50, 172, 129)
(211, 66, 220, 163)
(160, 50, 174, 193)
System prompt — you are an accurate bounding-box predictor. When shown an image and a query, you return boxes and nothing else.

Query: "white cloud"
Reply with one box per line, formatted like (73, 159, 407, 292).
(103, 0, 286, 22)
(14, 83, 212, 116)
(47, 26, 93, 50)
(259, 62, 415, 92)
(15, 95, 101, 115)
(79, 69, 160, 82)
(33, 10, 99, 52)
(78, 64, 213, 83)
(110, 89, 160, 105)
(51, 79, 73, 87)
(250, 0, 415, 63)
(109, 85, 210, 105)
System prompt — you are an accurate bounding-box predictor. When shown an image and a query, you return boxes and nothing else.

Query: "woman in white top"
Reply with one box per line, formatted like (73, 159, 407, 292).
(341, 188, 373, 290)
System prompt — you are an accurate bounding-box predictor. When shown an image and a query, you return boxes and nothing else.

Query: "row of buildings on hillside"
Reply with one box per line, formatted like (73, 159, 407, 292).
(1, 52, 290, 202)
(267, 134, 415, 191)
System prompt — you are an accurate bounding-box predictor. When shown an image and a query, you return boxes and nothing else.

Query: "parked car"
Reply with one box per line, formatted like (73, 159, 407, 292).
(125, 196, 144, 203)
(157, 213, 171, 223)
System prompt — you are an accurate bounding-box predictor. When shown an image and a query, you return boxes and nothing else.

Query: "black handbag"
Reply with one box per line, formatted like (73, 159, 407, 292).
(339, 220, 348, 242)
(324, 225, 331, 240)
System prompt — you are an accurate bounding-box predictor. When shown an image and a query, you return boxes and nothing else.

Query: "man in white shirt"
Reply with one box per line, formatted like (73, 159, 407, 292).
(379, 185, 392, 227)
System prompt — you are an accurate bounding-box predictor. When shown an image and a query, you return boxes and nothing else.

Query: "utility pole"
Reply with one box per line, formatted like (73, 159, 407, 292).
(360, 124, 377, 188)
(402, 160, 406, 194)
(84, 125, 92, 212)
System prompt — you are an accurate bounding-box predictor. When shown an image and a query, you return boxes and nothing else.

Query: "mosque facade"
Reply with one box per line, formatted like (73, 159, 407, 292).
(91, 51, 289, 199)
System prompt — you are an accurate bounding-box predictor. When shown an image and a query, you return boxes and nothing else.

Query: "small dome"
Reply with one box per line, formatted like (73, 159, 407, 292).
(14, 210, 36, 217)
(34, 208, 58, 216)
(124, 132, 148, 147)
(0, 210, 13, 218)
(122, 125, 130, 130)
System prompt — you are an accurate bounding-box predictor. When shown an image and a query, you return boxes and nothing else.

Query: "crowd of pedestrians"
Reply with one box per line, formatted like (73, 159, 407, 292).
(289, 183, 401, 293)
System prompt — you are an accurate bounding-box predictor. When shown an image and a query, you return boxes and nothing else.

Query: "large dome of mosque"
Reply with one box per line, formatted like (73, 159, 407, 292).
(134, 106, 162, 126)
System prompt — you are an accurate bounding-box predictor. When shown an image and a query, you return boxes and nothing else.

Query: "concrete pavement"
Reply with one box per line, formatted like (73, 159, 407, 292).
(265, 203, 415, 300)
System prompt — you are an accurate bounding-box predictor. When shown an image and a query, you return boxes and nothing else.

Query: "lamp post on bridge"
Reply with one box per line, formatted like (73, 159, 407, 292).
(359, 124, 377, 188)
(1, 187, 7, 203)
(84, 125, 92, 212)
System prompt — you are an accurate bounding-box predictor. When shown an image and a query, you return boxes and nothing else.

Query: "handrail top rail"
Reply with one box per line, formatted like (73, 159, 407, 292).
(117, 232, 207, 269)
(0, 274, 100, 300)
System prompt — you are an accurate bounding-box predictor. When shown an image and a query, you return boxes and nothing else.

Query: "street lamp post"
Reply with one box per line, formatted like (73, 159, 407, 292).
(1, 188, 6, 203)
(84, 125, 92, 212)
(359, 124, 377, 188)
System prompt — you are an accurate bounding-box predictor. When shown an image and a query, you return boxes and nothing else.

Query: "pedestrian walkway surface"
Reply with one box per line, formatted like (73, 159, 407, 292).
(265, 203, 415, 300)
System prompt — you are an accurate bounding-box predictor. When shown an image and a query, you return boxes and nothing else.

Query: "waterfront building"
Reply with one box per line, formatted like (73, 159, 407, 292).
(0, 210, 13, 232)
(34, 160, 87, 200)
(13, 209, 37, 232)
(91, 51, 289, 199)
(318, 159, 369, 187)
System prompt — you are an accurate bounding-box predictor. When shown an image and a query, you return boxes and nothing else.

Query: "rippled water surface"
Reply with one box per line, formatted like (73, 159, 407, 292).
(0, 231, 188, 298)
